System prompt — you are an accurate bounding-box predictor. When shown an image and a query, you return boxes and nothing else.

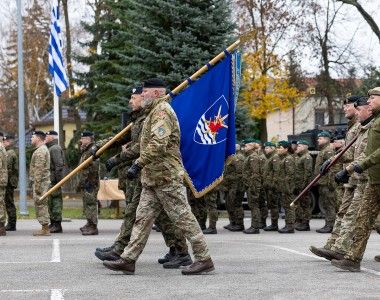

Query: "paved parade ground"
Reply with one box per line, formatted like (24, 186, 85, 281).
(0, 218, 379, 300)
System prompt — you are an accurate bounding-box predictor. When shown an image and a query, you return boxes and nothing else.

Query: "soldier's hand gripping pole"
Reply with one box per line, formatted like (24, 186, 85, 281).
(40, 123, 133, 201)
(290, 133, 360, 208)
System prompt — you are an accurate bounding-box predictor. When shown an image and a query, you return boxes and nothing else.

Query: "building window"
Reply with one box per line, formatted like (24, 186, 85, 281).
(315, 109, 325, 126)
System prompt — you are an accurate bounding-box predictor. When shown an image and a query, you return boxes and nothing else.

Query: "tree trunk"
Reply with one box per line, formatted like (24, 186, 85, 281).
(258, 118, 268, 142)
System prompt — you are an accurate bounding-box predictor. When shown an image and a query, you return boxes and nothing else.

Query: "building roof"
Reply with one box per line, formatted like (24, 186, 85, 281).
(32, 106, 87, 126)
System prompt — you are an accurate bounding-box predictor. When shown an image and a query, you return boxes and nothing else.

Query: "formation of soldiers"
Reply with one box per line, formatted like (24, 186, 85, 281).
(0, 80, 379, 275)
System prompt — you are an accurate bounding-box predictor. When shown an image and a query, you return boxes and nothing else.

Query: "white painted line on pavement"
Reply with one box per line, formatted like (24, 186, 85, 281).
(0, 289, 50, 292)
(264, 244, 380, 277)
(0, 261, 52, 264)
(51, 289, 65, 300)
(51, 239, 61, 263)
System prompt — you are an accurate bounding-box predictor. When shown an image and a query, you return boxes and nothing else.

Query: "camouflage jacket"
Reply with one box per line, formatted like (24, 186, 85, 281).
(0, 143, 8, 187)
(79, 142, 99, 189)
(5, 147, 18, 188)
(136, 97, 185, 187)
(295, 149, 313, 190)
(263, 152, 277, 189)
(336, 119, 361, 167)
(243, 149, 264, 191)
(314, 144, 335, 186)
(224, 152, 245, 187)
(271, 153, 281, 190)
(29, 144, 50, 190)
(277, 152, 296, 194)
(46, 139, 66, 184)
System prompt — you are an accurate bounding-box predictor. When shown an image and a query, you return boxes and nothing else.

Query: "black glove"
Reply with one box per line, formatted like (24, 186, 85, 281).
(127, 163, 142, 179)
(335, 169, 350, 184)
(319, 159, 332, 176)
(89, 145, 100, 160)
(353, 164, 364, 174)
(105, 157, 119, 172)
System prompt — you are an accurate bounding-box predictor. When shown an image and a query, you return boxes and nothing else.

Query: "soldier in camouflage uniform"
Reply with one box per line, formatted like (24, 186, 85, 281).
(202, 189, 219, 234)
(330, 87, 380, 272)
(45, 130, 66, 233)
(103, 78, 214, 275)
(258, 144, 268, 229)
(78, 131, 100, 235)
(242, 138, 265, 234)
(263, 142, 279, 231)
(188, 187, 207, 230)
(331, 135, 346, 210)
(29, 131, 51, 236)
(3, 135, 18, 231)
(0, 132, 8, 236)
(314, 131, 336, 233)
(276, 141, 296, 233)
(294, 140, 313, 231)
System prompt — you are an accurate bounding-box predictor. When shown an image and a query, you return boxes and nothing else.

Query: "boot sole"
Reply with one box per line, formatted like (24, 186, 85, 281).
(309, 246, 336, 261)
(103, 262, 135, 274)
(181, 266, 215, 275)
(163, 260, 193, 269)
(331, 260, 360, 272)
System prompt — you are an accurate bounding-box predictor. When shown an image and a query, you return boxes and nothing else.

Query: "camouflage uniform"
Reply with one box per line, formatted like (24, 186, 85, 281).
(46, 139, 65, 223)
(188, 187, 207, 229)
(314, 143, 336, 227)
(29, 144, 50, 225)
(0, 143, 8, 226)
(79, 142, 99, 225)
(259, 152, 268, 226)
(243, 149, 264, 229)
(277, 152, 296, 228)
(120, 97, 210, 262)
(263, 152, 279, 226)
(204, 189, 218, 229)
(5, 146, 18, 226)
(294, 149, 313, 224)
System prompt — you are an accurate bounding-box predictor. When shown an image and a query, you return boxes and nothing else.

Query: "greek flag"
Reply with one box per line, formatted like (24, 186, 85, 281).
(48, 0, 68, 96)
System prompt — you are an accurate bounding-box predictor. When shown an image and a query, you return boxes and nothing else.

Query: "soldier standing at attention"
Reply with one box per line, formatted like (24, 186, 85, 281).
(103, 78, 214, 275)
(45, 130, 66, 233)
(294, 140, 313, 231)
(78, 131, 100, 235)
(30, 131, 51, 236)
(3, 135, 18, 231)
(276, 141, 296, 233)
(0, 132, 8, 236)
(314, 131, 335, 233)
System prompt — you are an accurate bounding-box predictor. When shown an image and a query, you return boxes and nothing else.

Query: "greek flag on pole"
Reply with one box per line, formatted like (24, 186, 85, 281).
(48, 0, 68, 96)
(171, 51, 241, 197)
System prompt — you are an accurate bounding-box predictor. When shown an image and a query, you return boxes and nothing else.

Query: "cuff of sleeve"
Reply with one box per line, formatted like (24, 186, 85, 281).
(359, 160, 369, 171)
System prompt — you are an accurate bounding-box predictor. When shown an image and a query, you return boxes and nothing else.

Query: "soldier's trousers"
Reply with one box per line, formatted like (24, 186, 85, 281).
(280, 192, 295, 226)
(259, 190, 268, 224)
(295, 192, 312, 223)
(343, 184, 380, 262)
(324, 184, 356, 250)
(82, 188, 98, 225)
(318, 185, 336, 227)
(189, 196, 207, 229)
(247, 187, 261, 228)
(265, 188, 279, 224)
(226, 186, 244, 226)
(121, 182, 210, 262)
(335, 185, 345, 212)
(48, 186, 63, 222)
(0, 187, 6, 224)
(204, 191, 218, 228)
(33, 182, 50, 226)
(5, 186, 16, 225)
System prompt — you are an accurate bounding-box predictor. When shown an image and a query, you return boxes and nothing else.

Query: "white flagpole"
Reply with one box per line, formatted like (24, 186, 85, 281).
(53, 80, 60, 138)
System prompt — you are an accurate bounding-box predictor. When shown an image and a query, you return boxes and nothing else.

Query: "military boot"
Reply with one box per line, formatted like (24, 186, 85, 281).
(95, 250, 120, 261)
(229, 224, 244, 232)
(316, 224, 333, 233)
(331, 259, 360, 272)
(181, 258, 215, 275)
(260, 218, 267, 229)
(203, 227, 217, 234)
(50, 222, 63, 233)
(96, 245, 114, 253)
(103, 258, 135, 275)
(33, 224, 51, 236)
(223, 223, 233, 230)
(374, 255, 380, 262)
(82, 222, 98, 235)
(0, 222, 6, 236)
(263, 220, 278, 231)
(243, 226, 260, 234)
(5, 223, 16, 231)
(80, 220, 90, 232)
(295, 221, 310, 231)
(163, 254, 193, 269)
(309, 246, 344, 261)
(158, 247, 176, 264)
(278, 225, 295, 233)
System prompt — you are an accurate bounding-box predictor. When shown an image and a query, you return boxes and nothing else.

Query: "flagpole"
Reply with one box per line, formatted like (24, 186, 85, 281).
(53, 80, 60, 138)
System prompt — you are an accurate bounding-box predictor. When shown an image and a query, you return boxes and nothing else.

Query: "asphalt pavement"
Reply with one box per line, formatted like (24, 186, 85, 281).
(0, 218, 379, 300)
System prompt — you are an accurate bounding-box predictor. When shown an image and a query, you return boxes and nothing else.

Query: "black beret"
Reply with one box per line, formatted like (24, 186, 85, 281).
(143, 78, 166, 88)
(32, 130, 46, 138)
(4, 135, 14, 140)
(291, 140, 298, 145)
(354, 96, 369, 107)
(344, 95, 362, 105)
(132, 86, 143, 95)
(46, 130, 58, 136)
(81, 130, 94, 137)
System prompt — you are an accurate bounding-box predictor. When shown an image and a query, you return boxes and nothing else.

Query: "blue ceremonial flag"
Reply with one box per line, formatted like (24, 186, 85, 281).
(48, 0, 68, 96)
(171, 51, 241, 197)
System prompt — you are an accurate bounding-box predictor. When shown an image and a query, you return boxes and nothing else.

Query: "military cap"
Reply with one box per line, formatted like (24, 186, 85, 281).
(32, 130, 46, 138)
(367, 87, 380, 96)
(291, 140, 298, 145)
(277, 140, 290, 148)
(297, 140, 309, 146)
(143, 78, 166, 88)
(317, 131, 331, 138)
(131, 86, 143, 95)
(46, 130, 58, 136)
(81, 130, 94, 138)
(3, 134, 14, 140)
(264, 141, 276, 147)
(344, 95, 362, 105)
(243, 137, 254, 144)
(354, 96, 369, 107)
